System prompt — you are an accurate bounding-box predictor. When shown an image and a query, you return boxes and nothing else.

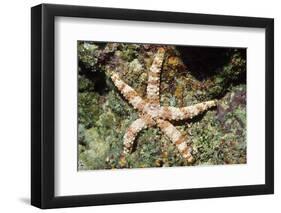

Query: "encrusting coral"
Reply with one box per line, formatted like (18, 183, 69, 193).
(109, 48, 217, 163)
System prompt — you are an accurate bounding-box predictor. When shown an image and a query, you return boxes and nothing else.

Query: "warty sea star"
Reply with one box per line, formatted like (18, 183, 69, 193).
(109, 47, 217, 163)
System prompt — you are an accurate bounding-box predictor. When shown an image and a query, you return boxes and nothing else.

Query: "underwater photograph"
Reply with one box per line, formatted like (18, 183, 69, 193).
(77, 41, 247, 170)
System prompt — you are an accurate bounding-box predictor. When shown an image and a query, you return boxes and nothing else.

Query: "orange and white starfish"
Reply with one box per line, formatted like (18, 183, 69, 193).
(110, 47, 217, 163)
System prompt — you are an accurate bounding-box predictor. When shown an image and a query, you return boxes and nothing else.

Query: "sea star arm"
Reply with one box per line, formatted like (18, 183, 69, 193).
(159, 100, 217, 121)
(156, 119, 194, 163)
(111, 72, 147, 112)
(146, 48, 165, 106)
(123, 118, 148, 154)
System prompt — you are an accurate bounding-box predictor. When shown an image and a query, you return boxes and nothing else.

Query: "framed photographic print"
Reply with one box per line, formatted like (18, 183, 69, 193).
(31, 3, 274, 209)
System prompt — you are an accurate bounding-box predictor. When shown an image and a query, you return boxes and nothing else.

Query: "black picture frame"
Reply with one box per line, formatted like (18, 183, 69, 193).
(31, 3, 274, 209)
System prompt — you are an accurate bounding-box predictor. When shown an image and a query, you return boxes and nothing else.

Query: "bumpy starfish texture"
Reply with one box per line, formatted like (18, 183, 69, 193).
(110, 48, 217, 163)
